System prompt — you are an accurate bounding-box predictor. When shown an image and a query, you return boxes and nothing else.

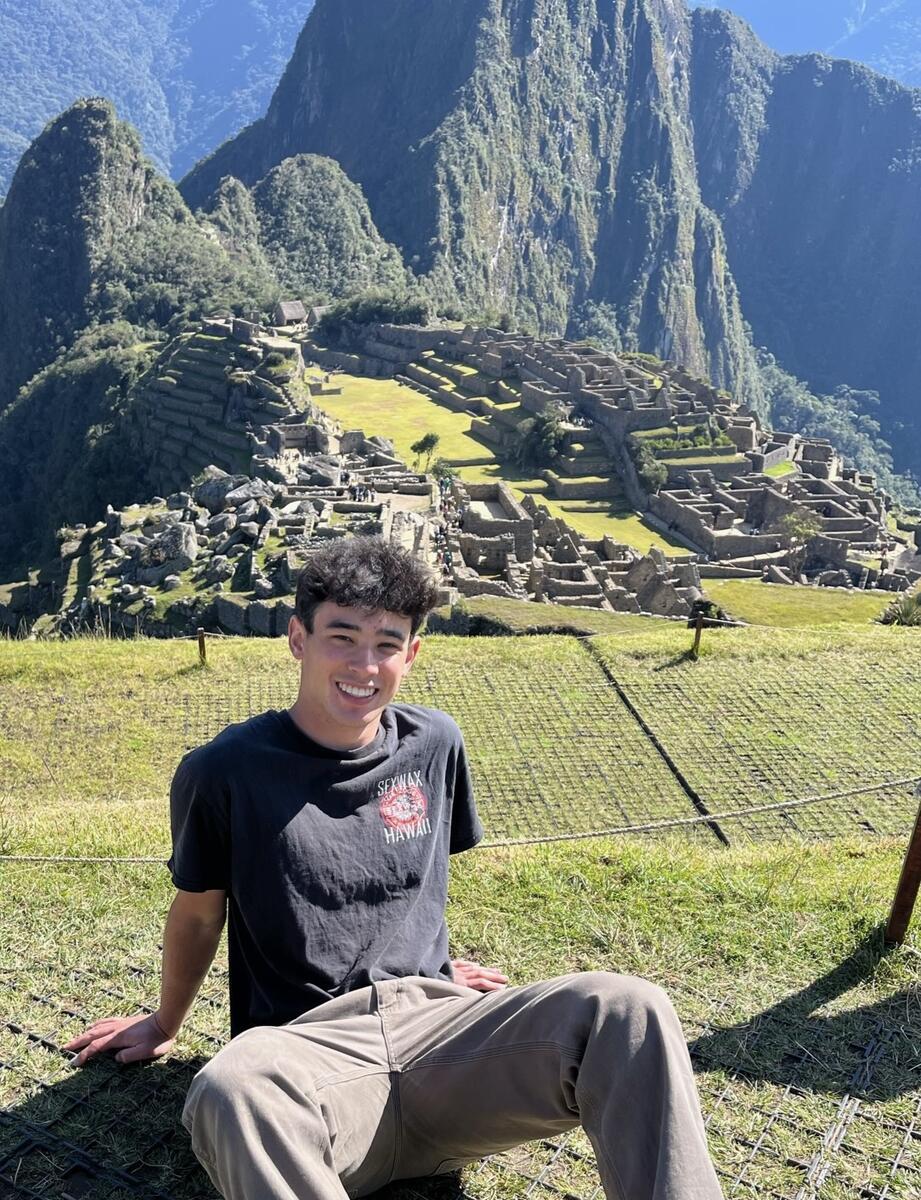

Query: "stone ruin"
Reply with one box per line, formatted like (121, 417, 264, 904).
(445, 481, 701, 617)
(6, 313, 710, 635)
(27, 462, 699, 639)
(4, 311, 918, 637)
(307, 320, 918, 594)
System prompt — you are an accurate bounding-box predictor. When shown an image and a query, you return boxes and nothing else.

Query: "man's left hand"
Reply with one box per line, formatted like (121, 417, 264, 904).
(451, 959, 508, 992)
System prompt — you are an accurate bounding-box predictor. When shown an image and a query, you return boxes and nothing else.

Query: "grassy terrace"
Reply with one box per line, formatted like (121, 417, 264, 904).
(764, 460, 799, 479)
(1, 624, 917, 854)
(315, 374, 686, 551)
(706, 578, 896, 627)
(1, 623, 920, 1198)
(2, 842, 919, 1199)
(659, 452, 748, 467)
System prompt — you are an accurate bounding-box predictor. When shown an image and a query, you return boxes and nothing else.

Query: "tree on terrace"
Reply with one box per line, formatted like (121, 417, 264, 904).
(410, 432, 441, 471)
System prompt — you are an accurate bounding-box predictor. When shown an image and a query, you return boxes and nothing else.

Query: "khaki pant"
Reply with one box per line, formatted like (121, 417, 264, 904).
(183, 973, 723, 1200)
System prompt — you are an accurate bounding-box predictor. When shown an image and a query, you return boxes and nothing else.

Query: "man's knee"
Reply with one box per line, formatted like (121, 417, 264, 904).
(182, 1030, 278, 1141)
(561, 971, 679, 1036)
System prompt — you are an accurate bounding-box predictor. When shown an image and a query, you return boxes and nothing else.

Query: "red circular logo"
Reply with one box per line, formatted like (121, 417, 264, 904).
(380, 785, 428, 830)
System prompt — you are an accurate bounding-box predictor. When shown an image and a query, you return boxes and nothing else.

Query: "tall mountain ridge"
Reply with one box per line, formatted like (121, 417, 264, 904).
(183, 0, 763, 412)
(690, 1, 921, 88)
(181, 0, 921, 478)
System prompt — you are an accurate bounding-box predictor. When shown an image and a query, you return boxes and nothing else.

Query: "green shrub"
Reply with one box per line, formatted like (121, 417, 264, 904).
(878, 592, 921, 626)
(627, 440, 668, 493)
(317, 291, 433, 341)
(512, 410, 566, 471)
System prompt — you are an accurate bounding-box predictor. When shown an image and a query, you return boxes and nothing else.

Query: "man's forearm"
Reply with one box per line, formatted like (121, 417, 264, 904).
(157, 899, 226, 1036)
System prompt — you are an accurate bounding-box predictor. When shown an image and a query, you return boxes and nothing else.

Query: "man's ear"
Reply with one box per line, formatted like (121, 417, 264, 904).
(402, 635, 422, 677)
(288, 615, 307, 662)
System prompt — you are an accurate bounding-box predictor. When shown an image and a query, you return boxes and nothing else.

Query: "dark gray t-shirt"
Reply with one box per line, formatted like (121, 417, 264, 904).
(169, 705, 482, 1035)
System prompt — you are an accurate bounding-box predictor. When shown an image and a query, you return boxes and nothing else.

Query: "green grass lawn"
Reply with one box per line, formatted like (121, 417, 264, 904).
(315, 375, 686, 552)
(592, 623, 921, 839)
(317, 374, 489, 466)
(764, 460, 799, 479)
(706, 578, 895, 626)
(629, 424, 700, 441)
(545, 501, 687, 551)
(1, 837, 919, 1198)
(659, 453, 747, 467)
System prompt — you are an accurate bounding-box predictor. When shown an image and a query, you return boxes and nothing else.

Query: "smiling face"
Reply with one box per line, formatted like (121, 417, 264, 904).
(287, 601, 421, 750)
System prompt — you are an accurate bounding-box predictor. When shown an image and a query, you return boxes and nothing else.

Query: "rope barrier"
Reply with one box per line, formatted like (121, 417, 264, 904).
(2, 776, 917, 865)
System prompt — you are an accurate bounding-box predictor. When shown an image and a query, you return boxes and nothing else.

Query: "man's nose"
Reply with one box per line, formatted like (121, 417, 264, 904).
(347, 643, 379, 673)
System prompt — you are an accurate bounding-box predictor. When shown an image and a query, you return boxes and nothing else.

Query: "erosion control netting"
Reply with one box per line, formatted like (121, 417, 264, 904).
(174, 635, 921, 848)
(2, 957, 918, 1200)
(590, 634, 921, 842)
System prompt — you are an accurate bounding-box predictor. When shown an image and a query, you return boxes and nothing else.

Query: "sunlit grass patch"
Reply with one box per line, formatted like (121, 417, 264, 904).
(706, 578, 895, 626)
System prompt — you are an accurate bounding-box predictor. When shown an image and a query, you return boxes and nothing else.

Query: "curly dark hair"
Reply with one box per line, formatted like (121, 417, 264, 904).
(295, 536, 440, 635)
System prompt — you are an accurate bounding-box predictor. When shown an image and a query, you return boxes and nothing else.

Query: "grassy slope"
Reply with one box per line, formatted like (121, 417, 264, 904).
(1, 838, 919, 1198)
(707, 578, 895, 626)
(0, 626, 919, 1196)
(1, 623, 917, 857)
(591, 623, 921, 838)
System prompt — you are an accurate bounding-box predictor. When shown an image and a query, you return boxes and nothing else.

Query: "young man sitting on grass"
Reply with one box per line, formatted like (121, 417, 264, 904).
(66, 536, 724, 1200)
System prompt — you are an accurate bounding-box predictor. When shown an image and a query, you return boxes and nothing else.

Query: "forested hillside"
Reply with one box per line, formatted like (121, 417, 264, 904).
(0, 0, 315, 196)
(0, 99, 274, 413)
(1, 0, 919, 532)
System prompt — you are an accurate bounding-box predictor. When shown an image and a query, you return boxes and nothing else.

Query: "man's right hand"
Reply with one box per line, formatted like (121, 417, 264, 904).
(64, 1012, 176, 1067)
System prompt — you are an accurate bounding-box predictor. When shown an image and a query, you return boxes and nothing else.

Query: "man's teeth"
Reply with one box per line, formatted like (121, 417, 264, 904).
(337, 683, 376, 698)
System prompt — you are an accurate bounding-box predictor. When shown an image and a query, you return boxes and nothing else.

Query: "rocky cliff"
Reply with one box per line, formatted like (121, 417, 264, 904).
(690, 6, 921, 474)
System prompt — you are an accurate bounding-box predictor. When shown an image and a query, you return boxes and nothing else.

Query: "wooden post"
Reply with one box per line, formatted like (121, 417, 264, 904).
(691, 614, 704, 660)
(197, 627, 207, 667)
(886, 784, 921, 945)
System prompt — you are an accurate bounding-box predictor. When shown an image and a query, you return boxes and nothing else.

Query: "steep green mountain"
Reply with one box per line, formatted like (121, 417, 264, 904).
(689, 6, 921, 475)
(182, 0, 762, 408)
(204, 156, 408, 299)
(0, 323, 155, 577)
(0, 0, 315, 196)
(180, 0, 921, 478)
(0, 98, 273, 413)
(690, 2, 921, 88)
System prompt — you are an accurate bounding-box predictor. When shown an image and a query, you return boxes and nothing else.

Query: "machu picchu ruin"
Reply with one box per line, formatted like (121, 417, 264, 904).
(2, 309, 919, 639)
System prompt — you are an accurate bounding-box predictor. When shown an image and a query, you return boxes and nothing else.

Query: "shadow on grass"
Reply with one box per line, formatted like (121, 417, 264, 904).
(0, 1054, 214, 1199)
(4, 932, 915, 1198)
(0, 1050, 472, 1200)
(688, 926, 920, 1100)
(652, 650, 697, 670)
